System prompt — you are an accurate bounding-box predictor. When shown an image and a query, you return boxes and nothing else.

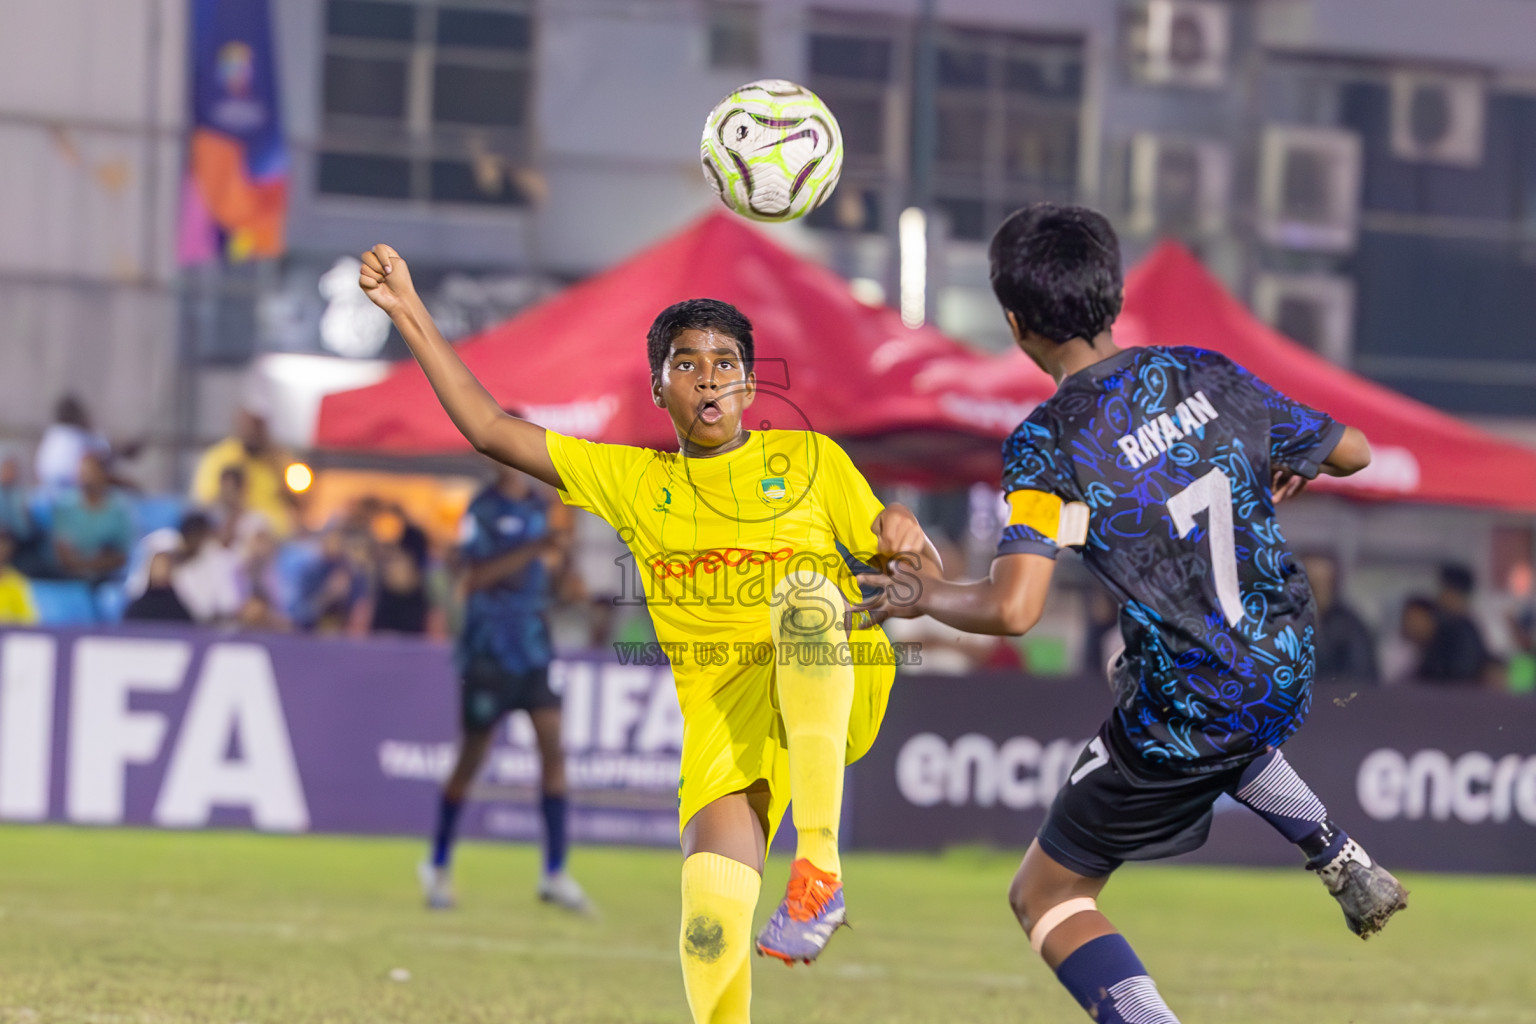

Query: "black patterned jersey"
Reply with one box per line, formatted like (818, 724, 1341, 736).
(997, 346, 1345, 773)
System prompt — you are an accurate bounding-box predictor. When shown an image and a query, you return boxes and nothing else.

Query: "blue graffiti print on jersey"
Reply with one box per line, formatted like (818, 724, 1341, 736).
(998, 347, 1345, 773)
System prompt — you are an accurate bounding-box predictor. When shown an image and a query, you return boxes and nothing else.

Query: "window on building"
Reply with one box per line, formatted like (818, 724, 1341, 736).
(810, 34, 893, 81)
(318, 0, 533, 207)
(323, 54, 409, 120)
(930, 27, 1083, 240)
(708, 2, 760, 70)
(808, 27, 897, 162)
(804, 15, 1083, 241)
(327, 0, 415, 41)
(1332, 76, 1536, 414)
(806, 14, 903, 234)
(933, 196, 986, 241)
(317, 152, 413, 199)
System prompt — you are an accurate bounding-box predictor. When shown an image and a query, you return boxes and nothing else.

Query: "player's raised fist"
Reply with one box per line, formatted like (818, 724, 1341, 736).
(358, 244, 417, 315)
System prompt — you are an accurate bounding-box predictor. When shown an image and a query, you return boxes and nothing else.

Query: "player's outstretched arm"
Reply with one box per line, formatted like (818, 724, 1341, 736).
(358, 244, 562, 489)
(856, 552, 1056, 636)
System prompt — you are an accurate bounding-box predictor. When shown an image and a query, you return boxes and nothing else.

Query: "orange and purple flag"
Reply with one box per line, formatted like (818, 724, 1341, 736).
(178, 0, 287, 264)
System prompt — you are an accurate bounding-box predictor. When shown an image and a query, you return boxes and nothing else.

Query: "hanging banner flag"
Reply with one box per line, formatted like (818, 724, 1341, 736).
(178, 0, 288, 264)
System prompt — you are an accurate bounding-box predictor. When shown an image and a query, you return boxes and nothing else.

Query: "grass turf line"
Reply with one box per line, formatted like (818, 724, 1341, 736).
(1, 826, 1533, 1023)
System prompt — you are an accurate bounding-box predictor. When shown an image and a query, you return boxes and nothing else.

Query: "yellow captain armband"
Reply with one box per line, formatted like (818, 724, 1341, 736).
(1005, 489, 1090, 547)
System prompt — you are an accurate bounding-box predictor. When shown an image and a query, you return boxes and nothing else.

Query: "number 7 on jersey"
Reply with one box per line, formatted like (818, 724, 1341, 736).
(1165, 468, 1244, 627)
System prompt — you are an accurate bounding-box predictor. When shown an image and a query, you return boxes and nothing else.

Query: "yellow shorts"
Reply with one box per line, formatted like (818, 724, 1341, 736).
(676, 628, 896, 846)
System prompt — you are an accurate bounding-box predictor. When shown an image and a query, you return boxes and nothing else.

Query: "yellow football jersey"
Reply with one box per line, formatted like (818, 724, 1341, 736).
(546, 428, 885, 707)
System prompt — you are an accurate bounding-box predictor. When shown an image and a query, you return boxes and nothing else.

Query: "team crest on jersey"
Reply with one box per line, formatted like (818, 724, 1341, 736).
(758, 477, 791, 506)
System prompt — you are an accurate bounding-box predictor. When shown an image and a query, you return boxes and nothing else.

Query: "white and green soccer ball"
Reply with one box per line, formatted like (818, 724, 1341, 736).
(700, 79, 843, 222)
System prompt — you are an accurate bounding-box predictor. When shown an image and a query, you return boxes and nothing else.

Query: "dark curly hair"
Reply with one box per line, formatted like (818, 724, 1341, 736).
(646, 298, 755, 379)
(989, 203, 1123, 345)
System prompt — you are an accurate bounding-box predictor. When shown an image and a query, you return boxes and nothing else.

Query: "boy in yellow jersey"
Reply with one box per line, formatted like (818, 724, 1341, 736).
(358, 245, 935, 1024)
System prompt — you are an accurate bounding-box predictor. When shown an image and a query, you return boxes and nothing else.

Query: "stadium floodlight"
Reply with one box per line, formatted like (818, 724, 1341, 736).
(899, 206, 927, 329)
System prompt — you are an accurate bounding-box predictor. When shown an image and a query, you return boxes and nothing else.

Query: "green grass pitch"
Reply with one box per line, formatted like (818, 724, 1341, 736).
(1, 826, 1533, 1023)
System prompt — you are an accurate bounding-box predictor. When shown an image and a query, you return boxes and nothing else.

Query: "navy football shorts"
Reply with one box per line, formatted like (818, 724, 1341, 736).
(1037, 717, 1255, 878)
(460, 657, 558, 733)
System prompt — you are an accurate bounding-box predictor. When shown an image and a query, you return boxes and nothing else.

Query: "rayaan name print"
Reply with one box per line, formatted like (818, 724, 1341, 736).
(1114, 390, 1219, 469)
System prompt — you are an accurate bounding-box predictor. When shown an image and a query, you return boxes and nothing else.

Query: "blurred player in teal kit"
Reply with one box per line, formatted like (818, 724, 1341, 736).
(859, 204, 1407, 1024)
(418, 463, 591, 913)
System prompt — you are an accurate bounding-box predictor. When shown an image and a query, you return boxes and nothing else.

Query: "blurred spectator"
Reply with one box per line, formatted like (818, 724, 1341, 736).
(235, 590, 291, 633)
(1302, 553, 1379, 685)
(211, 465, 273, 561)
(167, 512, 243, 624)
(190, 407, 294, 537)
(359, 514, 439, 636)
(0, 450, 32, 538)
(50, 454, 132, 583)
(1511, 561, 1535, 656)
(125, 519, 186, 600)
(1497, 560, 1535, 693)
(1391, 595, 1440, 682)
(125, 512, 242, 625)
(34, 394, 111, 494)
(239, 530, 293, 628)
(1515, 602, 1535, 657)
(424, 534, 459, 635)
(204, 469, 292, 629)
(367, 541, 431, 635)
(0, 529, 38, 624)
(124, 552, 193, 623)
(1418, 564, 1491, 685)
(0, 449, 43, 576)
(295, 527, 370, 633)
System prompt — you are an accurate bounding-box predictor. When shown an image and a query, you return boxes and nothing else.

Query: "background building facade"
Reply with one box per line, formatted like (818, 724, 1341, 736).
(3, 0, 1536, 486)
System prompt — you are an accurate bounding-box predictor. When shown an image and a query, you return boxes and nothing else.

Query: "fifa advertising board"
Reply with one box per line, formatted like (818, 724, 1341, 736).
(847, 674, 1536, 874)
(5, 625, 1534, 873)
(0, 627, 681, 845)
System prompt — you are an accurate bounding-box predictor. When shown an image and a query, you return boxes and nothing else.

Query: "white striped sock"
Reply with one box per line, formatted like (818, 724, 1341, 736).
(1106, 975, 1181, 1024)
(1234, 753, 1327, 823)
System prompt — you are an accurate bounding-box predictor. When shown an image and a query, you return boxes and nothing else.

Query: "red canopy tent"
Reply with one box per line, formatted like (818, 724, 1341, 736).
(1095, 243, 1536, 511)
(317, 214, 1536, 508)
(315, 212, 1051, 484)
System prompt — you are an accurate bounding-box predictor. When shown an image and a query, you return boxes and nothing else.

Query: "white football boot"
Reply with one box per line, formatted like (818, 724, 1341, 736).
(417, 861, 456, 910)
(538, 871, 594, 915)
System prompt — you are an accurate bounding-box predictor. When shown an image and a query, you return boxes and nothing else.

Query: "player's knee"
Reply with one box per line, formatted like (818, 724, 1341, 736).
(1006, 870, 1033, 928)
(771, 569, 842, 642)
(1007, 875, 1053, 932)
(1008, 864, 1079, 936)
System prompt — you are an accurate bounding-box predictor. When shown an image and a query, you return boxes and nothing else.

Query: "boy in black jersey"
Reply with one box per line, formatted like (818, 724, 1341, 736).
(859, 204, 1407, 1024)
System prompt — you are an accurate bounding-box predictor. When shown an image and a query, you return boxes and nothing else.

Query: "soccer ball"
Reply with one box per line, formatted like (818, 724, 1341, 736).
(700, 79, 843, 222)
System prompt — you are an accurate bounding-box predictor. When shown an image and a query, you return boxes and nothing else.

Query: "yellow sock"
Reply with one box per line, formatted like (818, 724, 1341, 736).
(772, 570, 856, 878)
(680, 853, 760, 1024)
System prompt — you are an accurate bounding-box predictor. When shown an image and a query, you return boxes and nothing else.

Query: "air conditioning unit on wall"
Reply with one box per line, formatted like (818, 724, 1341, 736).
(1140, 0, 1230, 88)
(1258, 125, 1362, 253)
(1253, 273, 1355, 365)
(1390, 71, 1485, 167)
(1128, 134, 1230, 237)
